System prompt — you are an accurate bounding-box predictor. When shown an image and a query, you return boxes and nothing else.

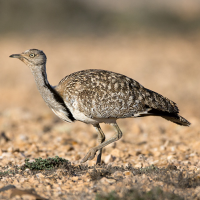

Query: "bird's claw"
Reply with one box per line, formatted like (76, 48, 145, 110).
(81, 148, 97, 163)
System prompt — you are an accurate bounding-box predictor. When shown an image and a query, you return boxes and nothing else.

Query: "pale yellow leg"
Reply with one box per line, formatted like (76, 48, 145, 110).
(81, 123, 123, 163)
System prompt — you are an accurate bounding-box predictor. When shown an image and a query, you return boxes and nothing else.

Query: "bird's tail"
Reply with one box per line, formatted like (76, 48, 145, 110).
(136, 108, 191, 126)
(142, 88, 190, 126)
(161, 114, 190, 126)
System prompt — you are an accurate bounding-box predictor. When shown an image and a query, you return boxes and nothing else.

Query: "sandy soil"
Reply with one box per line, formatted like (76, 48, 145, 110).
(0, 34, 200, 199)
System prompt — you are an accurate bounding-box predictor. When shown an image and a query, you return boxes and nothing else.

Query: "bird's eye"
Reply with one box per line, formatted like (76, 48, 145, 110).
(29, 53, 35, 58)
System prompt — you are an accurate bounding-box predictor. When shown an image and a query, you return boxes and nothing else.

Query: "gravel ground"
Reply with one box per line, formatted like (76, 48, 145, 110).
(0, 34, 199, 199)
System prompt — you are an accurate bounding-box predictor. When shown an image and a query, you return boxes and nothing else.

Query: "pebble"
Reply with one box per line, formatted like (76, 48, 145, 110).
(153, 151, 161, 157)
(36, 173, 45, 179)
(104, 154, 116, 164)
(194, 186, 200, 197)
(100, 177, 116, 184)
(178, 145, 189, 152)
(134, 163, 142, 168)
(113, 171, 123, 178)
(74, 154, 81, 160)
(110, 149, 122, 157)
(71, 176, 79, 181)
(124, 177, 133, 185)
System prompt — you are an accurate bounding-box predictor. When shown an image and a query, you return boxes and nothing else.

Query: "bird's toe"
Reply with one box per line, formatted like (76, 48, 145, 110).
(81, 148, 97, 163)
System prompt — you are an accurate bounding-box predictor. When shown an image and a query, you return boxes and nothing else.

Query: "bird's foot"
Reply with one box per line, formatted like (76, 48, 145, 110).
(81, 148, 97, 163)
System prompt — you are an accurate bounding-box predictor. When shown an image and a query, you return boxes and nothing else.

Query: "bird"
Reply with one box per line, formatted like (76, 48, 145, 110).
(10, 49, 190, 164)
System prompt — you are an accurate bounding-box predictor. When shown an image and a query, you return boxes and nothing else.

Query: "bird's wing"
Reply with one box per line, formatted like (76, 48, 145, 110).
(58, 69, 148, 119)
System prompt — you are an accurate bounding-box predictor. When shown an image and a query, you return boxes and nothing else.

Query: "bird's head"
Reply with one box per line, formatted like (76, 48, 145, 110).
(10, 49, 47, 67)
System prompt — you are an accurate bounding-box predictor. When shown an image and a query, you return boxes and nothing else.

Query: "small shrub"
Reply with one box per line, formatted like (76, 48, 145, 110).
(21, 156, 69, 170)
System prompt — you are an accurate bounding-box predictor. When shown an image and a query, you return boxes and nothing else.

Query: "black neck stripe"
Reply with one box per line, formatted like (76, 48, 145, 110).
(42, 72, 75, 122)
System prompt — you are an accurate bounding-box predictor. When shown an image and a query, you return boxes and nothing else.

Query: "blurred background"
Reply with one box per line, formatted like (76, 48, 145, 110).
(0, 0, 200, 172)
(0, 0, 199, 121)
(1, 0, 200, 36)
(1, 2, 200, 198)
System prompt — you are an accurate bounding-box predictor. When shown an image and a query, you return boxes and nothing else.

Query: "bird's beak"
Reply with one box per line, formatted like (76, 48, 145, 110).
(9, 53, 30, 65)
(9, 54, 22, 59)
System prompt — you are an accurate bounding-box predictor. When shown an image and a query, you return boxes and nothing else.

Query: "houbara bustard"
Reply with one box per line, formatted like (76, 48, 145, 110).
(10, 49, 190, 164)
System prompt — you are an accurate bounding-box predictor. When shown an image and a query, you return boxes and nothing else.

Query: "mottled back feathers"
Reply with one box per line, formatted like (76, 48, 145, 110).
(55, 69, 188, 125)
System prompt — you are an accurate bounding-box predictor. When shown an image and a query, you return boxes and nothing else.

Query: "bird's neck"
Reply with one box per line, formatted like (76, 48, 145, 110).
(30, 65, 51, 98)
(30, 65, 74, 122)
(30, 65, 60, 113)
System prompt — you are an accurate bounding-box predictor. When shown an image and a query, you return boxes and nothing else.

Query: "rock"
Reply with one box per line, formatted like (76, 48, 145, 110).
(100, 177, 116, 185)
(123, 171, 132, 177)
(134, 163, 142, 168)
(74, 154, 81, 160)
(104, 154, 116, 164)
(124, 177, 133, 185)
(7, 147, 14, 153)
(178, 145, 189, 152)
(71, 176, 79, 181)
(105, 178, 116, 184)
(110, 149, 122, 157)
(36, 173, 45, 179)
(152, 150, 161, 157)
(194, 186, 200, 198)
(113, 171, 123, 178)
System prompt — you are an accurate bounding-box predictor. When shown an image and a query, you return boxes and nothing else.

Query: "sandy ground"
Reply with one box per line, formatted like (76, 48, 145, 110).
(0, 34, 200, 199)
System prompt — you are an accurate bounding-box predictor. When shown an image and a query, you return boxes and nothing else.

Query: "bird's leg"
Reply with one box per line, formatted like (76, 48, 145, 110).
(94, 124, 105, 165)
(81, 123, 123, 163)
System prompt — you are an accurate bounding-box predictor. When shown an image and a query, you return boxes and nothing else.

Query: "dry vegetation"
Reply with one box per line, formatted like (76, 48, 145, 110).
(0, 34, 200, 199)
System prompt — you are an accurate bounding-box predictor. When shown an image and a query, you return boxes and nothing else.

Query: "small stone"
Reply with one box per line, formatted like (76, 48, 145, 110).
(87, 160, 96, 166)
(142, 150, 151, 155)
(189, 166, 196, 171)
(178, 145, 189, 152)
(113, 171, 123, 178)
(106, 179, 116, 184)
(36, 173, 45, 179)
(104, 154, 116, 164)
(65, 144, 74, 151)
(74, 154, 81, 160)
(56, 169, 64, 176)
(19, 177, 26, 183)
(7, 147, 14, 153)
(124, 177, 133, 185)
(26, 144, 39, 154)
(123, 171, 132, 176)
(110, 149, 122, 157)
(142, 174, 146, 179)
(195, 186, 200, 197)
(160, 146, 166, 151)
(151, 160, 159, 165)
(62, 185, 72, 190)
(28, 176, 36, 184)
(171, 146, 176, 152)
(100, 177, 116, 185)
(135, 149, 142, 156)
(71, 176, 79, 181)
(12, 179, 19, 185)
(167, 155, 174, 160)
(196, 174, 200, 179)
(153, 151, 161, 157)
(134, 163, 142, 168)
(19, 134, 28, 141)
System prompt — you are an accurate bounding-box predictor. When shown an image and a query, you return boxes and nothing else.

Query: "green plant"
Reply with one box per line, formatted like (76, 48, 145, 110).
(21, 156, 69, 170)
